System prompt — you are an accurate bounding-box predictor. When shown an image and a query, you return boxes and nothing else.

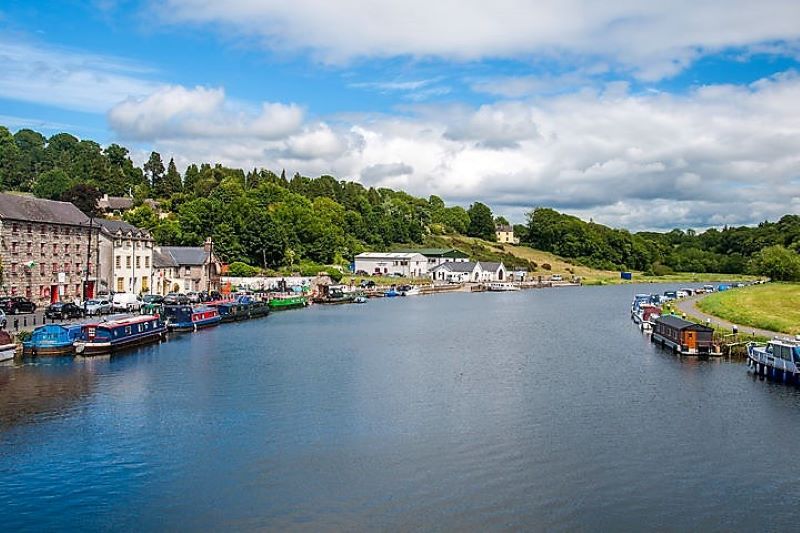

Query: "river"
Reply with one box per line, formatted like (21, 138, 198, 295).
(2, 284, 800, 531)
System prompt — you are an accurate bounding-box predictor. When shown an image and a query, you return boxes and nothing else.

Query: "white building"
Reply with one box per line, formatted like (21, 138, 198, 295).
(96, 219, 154, 295)
(396, 248, 470, 270)
(478, 262, 507, 282)
(354, 252, 428, 277)
(430, 261, 483, 283)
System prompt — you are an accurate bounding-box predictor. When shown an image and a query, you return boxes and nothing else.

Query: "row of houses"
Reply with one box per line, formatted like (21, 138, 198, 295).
(353, 249, 509, 282)
(0, 193, 221, 304)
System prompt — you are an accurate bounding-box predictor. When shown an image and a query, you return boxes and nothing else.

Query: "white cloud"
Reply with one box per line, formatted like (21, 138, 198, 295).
(158, 0, 800, 78)
(108, 85, 304, 140)
(128, 72, 800, 230)
(0, 39, 158, 112)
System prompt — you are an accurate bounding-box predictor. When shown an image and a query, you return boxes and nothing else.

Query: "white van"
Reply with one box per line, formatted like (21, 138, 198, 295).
(112, 292, 142, 312)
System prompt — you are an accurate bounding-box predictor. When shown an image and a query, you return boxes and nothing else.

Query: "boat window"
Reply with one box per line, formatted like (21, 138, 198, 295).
(766, 344, 773, 354)
(793, 347, 800, 364)
(779, 345, 792, 360)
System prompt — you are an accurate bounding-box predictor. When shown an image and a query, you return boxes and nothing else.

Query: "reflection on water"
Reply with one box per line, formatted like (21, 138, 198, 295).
(3, 284, 800, 531)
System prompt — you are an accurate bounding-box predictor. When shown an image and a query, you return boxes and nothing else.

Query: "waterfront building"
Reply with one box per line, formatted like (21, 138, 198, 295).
(354, 252, 429, 277)
(153, 239, 221, 294)
(396, 248, 469, 270)
(495, 224, 519, 244)
(0, 193, 99, 304)
(430, 261, 483, 283)
(478, 262, 507, 282)
(96, 219, 154, 295)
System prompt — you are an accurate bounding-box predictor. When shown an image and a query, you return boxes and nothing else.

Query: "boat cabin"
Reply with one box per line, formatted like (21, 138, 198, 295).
(652, 315, 714, 354)
(23, 324, 82, 355)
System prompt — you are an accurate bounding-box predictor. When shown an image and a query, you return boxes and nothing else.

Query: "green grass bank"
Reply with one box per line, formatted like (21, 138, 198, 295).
(697, 283, 800, 335)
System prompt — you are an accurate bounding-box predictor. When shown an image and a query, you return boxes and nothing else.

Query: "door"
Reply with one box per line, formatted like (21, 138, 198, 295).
(685, 331, 696, 350)
(50, 284, 59, 304)
(85, 281, 95, 299)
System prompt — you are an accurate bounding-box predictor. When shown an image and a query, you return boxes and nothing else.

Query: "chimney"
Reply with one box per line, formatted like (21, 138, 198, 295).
(203, 237, 212, 254)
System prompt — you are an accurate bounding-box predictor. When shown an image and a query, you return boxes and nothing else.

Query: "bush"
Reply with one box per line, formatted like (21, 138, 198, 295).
(542, 263, 552, 271)
(227, 261, 258, 277)
(650, 262, 674, 276)
(16, 330, 32, 342)
(748, 245, 800, 281)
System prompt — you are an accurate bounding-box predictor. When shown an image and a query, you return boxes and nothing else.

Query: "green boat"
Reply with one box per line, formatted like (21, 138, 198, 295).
(268, 295, 308, 310)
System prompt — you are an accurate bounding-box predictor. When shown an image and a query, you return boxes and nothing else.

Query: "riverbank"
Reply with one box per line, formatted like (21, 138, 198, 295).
(694, 283, 800, 335)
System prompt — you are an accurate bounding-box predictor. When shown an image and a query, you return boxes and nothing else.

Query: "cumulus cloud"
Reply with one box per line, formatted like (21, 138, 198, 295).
(157, 0, 800, 78)
(0, 39, 158, 112)
(108, 85, 304, 140)
(130, 71, 800, 231)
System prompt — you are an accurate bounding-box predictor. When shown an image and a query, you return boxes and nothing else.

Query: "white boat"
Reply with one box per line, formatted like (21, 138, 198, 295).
(396, 285, 421, 296)
(748, 338, 800, 384)
(0, 331, 17, 362)
(488, 282, 520, 292)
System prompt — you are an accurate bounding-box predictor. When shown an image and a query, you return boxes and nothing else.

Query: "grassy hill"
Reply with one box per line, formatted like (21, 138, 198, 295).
(697, 283, 800, 334)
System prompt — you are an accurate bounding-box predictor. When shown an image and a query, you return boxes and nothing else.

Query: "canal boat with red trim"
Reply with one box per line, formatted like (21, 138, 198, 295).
(74, 315, 166, 356)
(163, 304, 221, 332)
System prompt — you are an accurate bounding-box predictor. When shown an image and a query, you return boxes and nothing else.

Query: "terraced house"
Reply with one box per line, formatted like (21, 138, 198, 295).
(0, 193, 99, 304)
(96, 219, 154, 295)
(153, 239, 221, 295)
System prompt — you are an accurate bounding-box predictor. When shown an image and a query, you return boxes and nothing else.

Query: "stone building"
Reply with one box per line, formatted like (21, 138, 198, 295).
(96, 219, 154, 295)
(0, 193, 99, 305)
(153, 239, 221, 295)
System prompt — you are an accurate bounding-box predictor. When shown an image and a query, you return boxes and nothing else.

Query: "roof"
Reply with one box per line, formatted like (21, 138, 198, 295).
(655, 315, 713, 331)
(0, 193, 89, 225)
(153, 249, 178, 268)
(157, 246, 209, 266)
(496, 224, 514, 232)
(478, 261, 504, 272)
(98, 196, 134, 211)
(396, 248, 469, 258)
(355, 252, 426, 259)
(431, 261, 480, 273)
(96, 218, 151, 239)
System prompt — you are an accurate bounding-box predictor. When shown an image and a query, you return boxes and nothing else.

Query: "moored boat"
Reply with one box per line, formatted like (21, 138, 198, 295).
(0, 331, 16, 362)
(216, 301, 251, 322)
(163, 304, 221, 332)
(268, 295, 308, 310)
(396, 284, 421, 296)
(314, 285, 356, 304)
(74, 315, 166, 356)
(651, 315, 716, 355)
(22, 324, 82, 356)
(488, 282, 520, 292)
(748, 339, 800, 384)
(236, 295, 270, 318)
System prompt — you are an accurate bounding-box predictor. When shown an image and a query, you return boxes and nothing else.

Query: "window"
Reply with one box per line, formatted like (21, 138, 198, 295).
(39, 224, 46, 235)
(64, 263, 70, 274)
(142, 277, 149, 291)
(126, 256, 131, 269)
(116, 277, 124, 291)
(76, 262, 81, 274)
(40, 263, 45, 275)
(115, 255, 121, 269)
(52, 243, 58, 254)
(12, 223, 18, 233)
(145, 256, 150, 268)
(52, 262, 58, 273)
(26, 242, 32, 254)
(11, 242, 17, 253)
(136, 256, 141, 269)
(40, 243, 45, 254)
(64, 244, 69, 254)
(10, 263, 16, 275)
(184, 266, 190, 275)
(10, 286, 16, 296)
(75, 244, 81, 255)
(26, 224, 32, 234)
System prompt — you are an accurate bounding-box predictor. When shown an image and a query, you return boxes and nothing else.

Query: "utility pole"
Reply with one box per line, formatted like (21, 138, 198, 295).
(83, 216, 93, 314)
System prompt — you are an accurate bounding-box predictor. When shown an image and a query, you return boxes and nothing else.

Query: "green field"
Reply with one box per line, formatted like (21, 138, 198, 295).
(697, 283, 800, 335)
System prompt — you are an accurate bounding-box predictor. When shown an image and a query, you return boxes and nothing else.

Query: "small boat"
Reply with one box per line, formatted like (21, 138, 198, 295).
(488, 282, 520, 292)
(0, 331, 16, 362)
(23, 324, 82, 356)
(639, 305, 662, 332)
(748, 338, 800, 384)
(314, 285, 356, 304)
(163, 304, 221, 332)
(354, 295, 368, 304)
(237, 295, 270, 318)
(268, 295, 308, 310)
(216, 301, 251, 322)
(396, 284, 421, 296)
(384, 286, 400, 298)
(74, 315, 166, 356)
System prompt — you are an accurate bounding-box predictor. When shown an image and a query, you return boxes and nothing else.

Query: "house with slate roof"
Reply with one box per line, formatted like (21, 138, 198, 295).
(0, 193, 101, 304)
(153, 239, 221, 294)
(429, 261, 483, 283)
(478, 261, 507, 282)
(96, 219, 153, 295)
(396, 248, 470, 270)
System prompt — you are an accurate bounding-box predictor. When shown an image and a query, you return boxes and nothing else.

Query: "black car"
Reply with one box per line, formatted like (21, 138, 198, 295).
(163, 293, 190, 305)
(360, 280, 376, 288)
(0, 296, 37, 314)
(45, 302, 85, 320)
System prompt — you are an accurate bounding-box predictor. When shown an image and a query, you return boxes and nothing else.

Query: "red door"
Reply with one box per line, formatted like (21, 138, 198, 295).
(50, 285, 59, 304)
(85, 281, 95, 299)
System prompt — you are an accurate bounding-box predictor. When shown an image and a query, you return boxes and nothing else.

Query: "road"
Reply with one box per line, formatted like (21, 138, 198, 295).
(3, 309, 116, 333)
(673, 294, 784, 339)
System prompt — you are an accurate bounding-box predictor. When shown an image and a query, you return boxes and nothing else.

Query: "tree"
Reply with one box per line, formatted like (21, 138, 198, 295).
(33, 168, 72, 199)
(0, 126, 21, 190)
(161, 157, 183, 196)
(144, 151, 165, 195)
(61, 183, 102, 217)
(467, 202, 496, 241)
(495, 215, 510, 226)
(748, 245, 800, 281)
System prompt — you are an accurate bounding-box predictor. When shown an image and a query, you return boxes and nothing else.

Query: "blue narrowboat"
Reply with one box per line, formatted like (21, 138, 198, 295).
(74, 315, 166, 356)
(22, 324, 83, 356)
(216, 301, 251, 322)
(236, 295, 270, 318)
(163, 304, 221, 332)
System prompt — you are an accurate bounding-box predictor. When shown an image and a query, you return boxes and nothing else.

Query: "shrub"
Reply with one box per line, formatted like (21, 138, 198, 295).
(542, 263, 552, 271)
(227, 261, 258, 277)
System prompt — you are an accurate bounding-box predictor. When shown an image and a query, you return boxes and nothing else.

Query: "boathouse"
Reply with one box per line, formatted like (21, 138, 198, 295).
(652, 315, 714, 355)
(354, 252, 428, 277)
(429, 261, 482, 283)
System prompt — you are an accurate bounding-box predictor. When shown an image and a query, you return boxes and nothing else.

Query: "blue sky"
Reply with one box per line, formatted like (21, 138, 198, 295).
(2, 1, 800, 229)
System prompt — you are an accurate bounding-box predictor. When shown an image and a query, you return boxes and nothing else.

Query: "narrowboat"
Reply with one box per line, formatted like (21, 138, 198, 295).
(747, 339, 800, 384)
(163, 304, 221, 332)
(217, 301, 251, 322)
(0, 331, 16, 362)
(651, 315, 716, 355)
(235, 295, 270, 319)
(314, 285, 356, 304)
(268, 295, 308, 310)
(22, 324, 82, 356)
(74, 315, 166, 356)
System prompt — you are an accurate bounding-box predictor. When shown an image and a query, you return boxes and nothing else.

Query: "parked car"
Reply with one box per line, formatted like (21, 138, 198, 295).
(45, 302, 84, 320)
(551, 274, 563, 282)
(354, 270, 369, 276)
(360, 280, 376, 288)
(0, 296, 37, 314)
(186, 291, 201, 303)
(163, 292, 189, 305)
(209, 291, 223, 301)
(83, 299, 112, 316)
(111, 292, 142, 312)
(141, 294, 164, 305)
(0, 309, 6, 328)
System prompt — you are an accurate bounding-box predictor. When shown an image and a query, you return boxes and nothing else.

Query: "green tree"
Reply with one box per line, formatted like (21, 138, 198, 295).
(748, 245, 800, 281)
(144, 151, 165, 195)
(60, 183, 101, 216)
(467, 202, 496, 241)
(33, 168, 72, 199)
(162, 157, 183, 196)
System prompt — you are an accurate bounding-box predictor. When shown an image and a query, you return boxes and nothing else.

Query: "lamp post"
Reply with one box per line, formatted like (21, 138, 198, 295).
(83, 216, 93, 314)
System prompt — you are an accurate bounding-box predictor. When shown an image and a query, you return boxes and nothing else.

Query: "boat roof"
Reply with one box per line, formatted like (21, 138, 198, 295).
(655, 315, 713, 331)
(83, 314, 160, 328)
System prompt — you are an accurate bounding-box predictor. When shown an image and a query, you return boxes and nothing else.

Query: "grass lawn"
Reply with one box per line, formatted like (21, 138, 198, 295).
(697, 283, 800, 335)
